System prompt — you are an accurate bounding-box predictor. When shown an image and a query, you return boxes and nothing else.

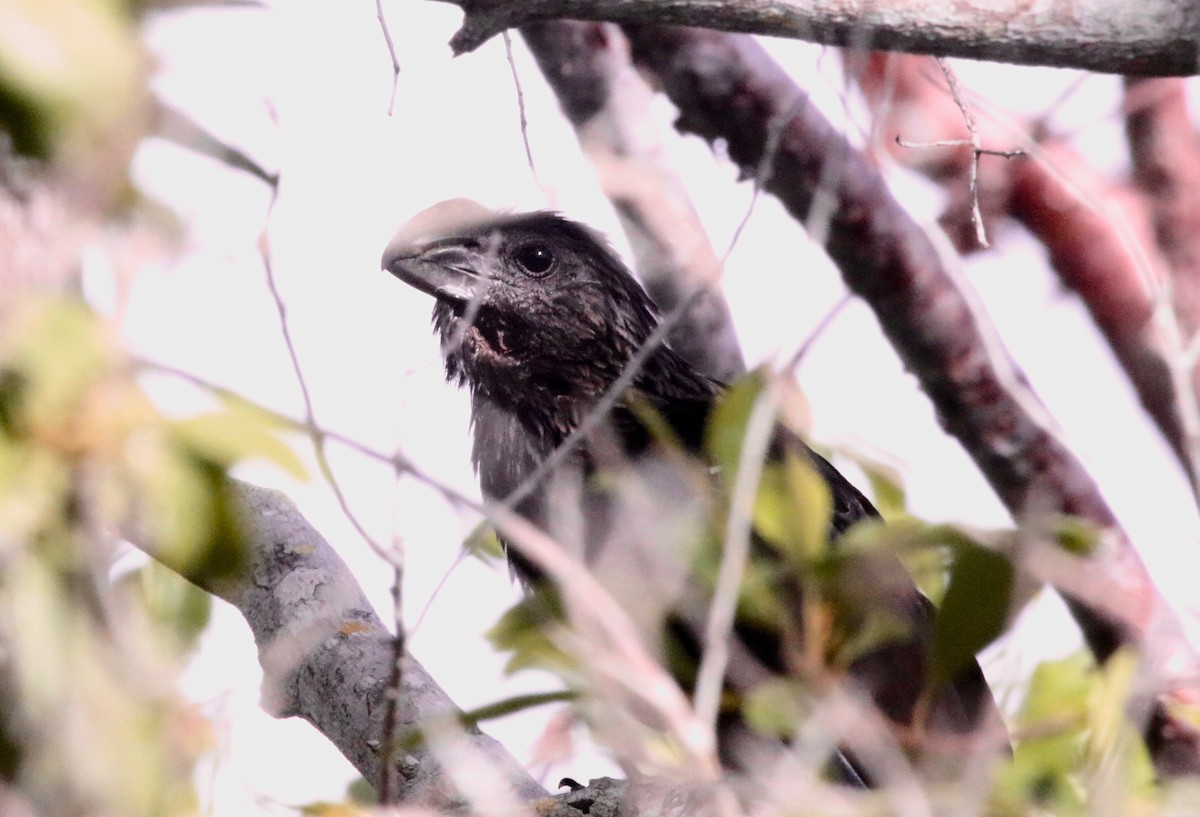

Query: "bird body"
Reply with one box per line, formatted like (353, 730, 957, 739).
(383, 199, 1004, 780)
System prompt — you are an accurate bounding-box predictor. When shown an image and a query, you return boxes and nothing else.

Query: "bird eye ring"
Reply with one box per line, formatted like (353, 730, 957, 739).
(512, 244, 555, 276)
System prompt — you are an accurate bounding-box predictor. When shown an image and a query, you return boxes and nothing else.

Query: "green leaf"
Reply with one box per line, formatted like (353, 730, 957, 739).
(172, 401, 307, 480)
(345, 776, 377, 805)
(141, 448, 246, 584)
(463, 524, 505, 562)
(743, 678, 808, 738)
(752, 453, 833, 564)
(818, 445, 907, 519)
(119, 560, 213, 653)
(0, 0, 144, 160)
(1, 298, 113, 427)
(704, 368, 769, 480)
(994, 653, 1093, 813)
(486, 593, 576, 676)
(1052, 515, 1100, 556)
(458, 690, 575, 726)
(858, 459, 906, 518)
(829, 608, 911, 669)
(928, 541, 1013, 689)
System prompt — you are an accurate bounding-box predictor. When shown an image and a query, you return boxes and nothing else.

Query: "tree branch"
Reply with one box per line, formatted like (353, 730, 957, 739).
(442, 0, 1200, 76)
(140, 480, 546, 806)
(855, 54, 1200, 499)
(619, 23, 1200, 774)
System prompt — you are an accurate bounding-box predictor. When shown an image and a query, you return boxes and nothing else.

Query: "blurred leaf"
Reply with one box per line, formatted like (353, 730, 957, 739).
(0, 369, 27, 436)
(753, 451, 832, 564)
(625, 387, 686, 453)
(829, 608, 910, 669)
(136, 444, 246, 583)
(0, 298, 114, 430)
(744, 678, 807, 738)
(298, 802, 372, 817)
(861, 460, 906, 518)
(819, 445, 907, 519)
(1052, 515, 1101, 556)
(928, 540, 1013, 689)
(995, 653, 1093, 813)
(1086, 650, 1155, 799)
(118, 560, 213, 653)
(0, 439, 69, 546)
(459, 690, 575, 727)
(344, 776, 377, 805)
(487, 593, 576, 676)
(0, 0, 144, 160)
(704, 367, 768, 480)
(173, 401, 307, 479)
(464, 524, 505, 562)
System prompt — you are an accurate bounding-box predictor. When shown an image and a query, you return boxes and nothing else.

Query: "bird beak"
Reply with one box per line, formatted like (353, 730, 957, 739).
(382, 240, 490, 304)
(382, 198, 496, 305)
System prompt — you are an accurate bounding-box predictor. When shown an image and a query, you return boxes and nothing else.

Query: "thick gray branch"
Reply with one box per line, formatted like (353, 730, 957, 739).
(155, 481, 546, 805)
(445, 0, 1200, 76)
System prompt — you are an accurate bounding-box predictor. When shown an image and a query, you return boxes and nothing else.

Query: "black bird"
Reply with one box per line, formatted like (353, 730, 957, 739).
(382, 199, 1005, 781)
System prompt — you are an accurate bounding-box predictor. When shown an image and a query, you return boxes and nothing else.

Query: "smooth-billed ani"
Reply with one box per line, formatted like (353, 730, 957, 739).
(382, 198, 1005, 782)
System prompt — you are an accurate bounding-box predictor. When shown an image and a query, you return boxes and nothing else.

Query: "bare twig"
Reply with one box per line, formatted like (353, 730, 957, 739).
(258, 196, 393, 565)
(257, 185, 415, 799)
(378, 562, 406, 803)
(502, 31, 542, 189)
(693, 389, 777, 729)
(893, 59, 1025, 248)
(375, 0, 402, 115)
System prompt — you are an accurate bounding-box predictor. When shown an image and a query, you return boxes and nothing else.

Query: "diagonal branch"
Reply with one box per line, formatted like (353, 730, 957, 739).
(135, 480, 546, 806)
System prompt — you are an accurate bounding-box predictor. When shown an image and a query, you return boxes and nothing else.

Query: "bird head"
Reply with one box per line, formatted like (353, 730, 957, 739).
(382, 199, 662, 411)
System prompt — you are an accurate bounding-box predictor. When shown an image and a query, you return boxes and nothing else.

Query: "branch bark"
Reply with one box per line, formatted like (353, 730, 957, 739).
(855, 54, 1200, 499)
(141, 480, 546, 806)
(443, 0, 1200, 76)
(619, 23, 1200, 775)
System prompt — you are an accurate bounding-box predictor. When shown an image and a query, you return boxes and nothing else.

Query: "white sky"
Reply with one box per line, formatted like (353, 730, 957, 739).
(98, 2, 1200, 812)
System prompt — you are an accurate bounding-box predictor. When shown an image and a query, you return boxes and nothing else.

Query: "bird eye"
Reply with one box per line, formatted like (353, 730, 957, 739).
(513, 244, 555, 276)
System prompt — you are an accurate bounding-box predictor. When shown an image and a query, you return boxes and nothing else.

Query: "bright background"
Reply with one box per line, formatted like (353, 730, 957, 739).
(95, 2, 1200, 812)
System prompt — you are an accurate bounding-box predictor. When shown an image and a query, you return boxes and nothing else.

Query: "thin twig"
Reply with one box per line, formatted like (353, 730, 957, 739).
(379, 562, 406, 803)
(256, 187, 414, 795)
(503, 31, 543, 190)
(693, 388, 778, 729)
(258, 205, 392, 565)
(375, 0, 402, 116)
(894, 58, 1024, 248)
(784, 292, 854, 371)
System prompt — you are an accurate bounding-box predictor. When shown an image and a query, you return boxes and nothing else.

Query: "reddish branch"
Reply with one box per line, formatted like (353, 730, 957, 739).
(1124, 78, 1200, 456)
(1125, 77, 1200, 312)
(858, 54, 1198, 490)
(619, 24, 1200, 774)
(1008, 137, 1185, 468)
